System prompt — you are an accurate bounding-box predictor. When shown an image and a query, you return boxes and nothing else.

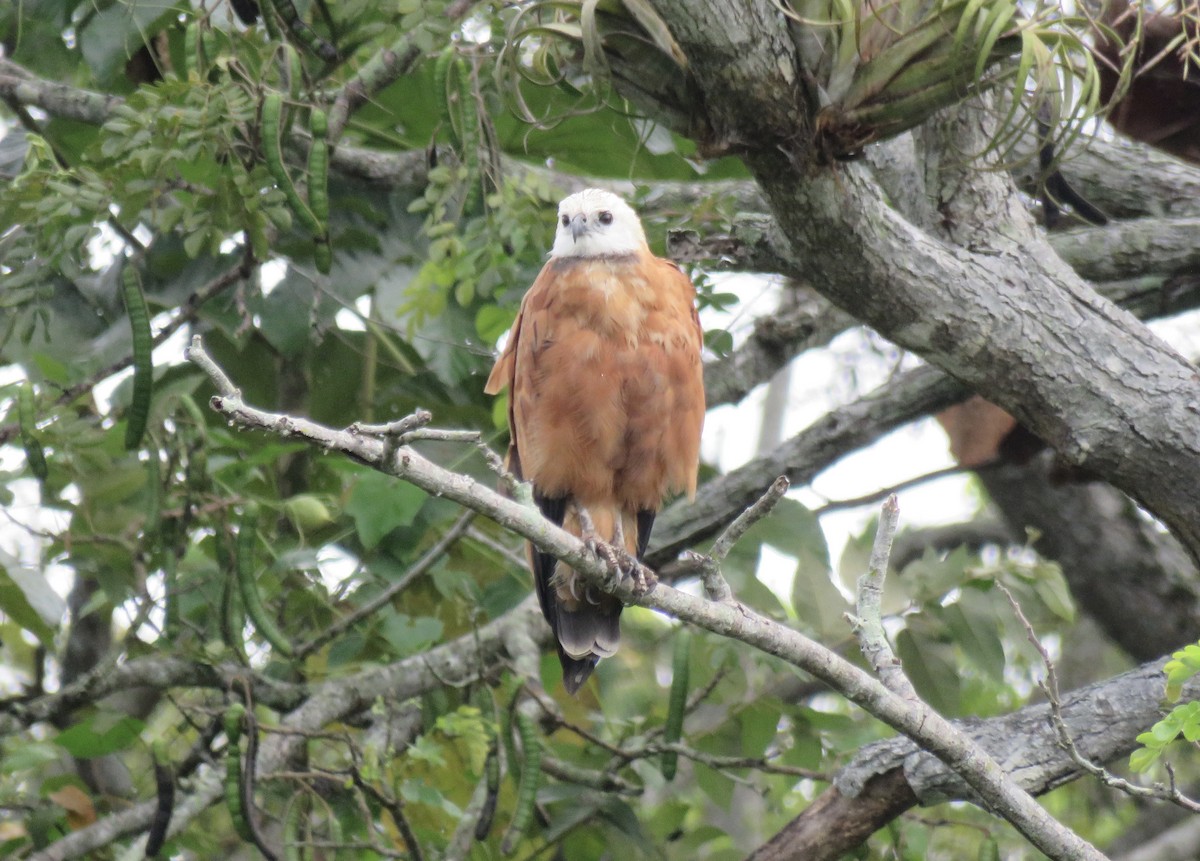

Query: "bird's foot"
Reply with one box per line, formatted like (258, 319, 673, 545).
(574, 505, 657, 598)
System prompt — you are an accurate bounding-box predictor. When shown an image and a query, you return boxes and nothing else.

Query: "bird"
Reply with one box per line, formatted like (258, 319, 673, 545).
(484, 188, 705, 694)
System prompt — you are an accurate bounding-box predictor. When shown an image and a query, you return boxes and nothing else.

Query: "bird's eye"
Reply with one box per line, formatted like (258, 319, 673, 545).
(598, 210, 613, 225)
(560, 214, 570, 227)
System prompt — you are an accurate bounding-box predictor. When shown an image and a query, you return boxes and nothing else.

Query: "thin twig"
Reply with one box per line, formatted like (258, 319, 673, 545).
(848, 495, 914, 699)
(353, 776, 425, 861)
(999, 583, 1200, 813)
(465, 526, 528, 570)
(538, 755, 641, 794)
(811, 463, 980, 517)
(400, 428, 482, 443)
(709, 475, 790, 563)
(350, 410, 432, 437)
(694, 476, 790, 603)
(184, 336, 240, 400)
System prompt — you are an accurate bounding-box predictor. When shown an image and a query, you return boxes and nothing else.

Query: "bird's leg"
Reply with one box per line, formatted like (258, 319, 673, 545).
(610, 517, 655, 596)
(571, 502, 655, 597)
(572, 503, 622, 577)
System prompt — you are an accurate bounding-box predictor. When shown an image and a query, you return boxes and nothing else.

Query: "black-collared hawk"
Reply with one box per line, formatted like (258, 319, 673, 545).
(484, 189, 705, 694)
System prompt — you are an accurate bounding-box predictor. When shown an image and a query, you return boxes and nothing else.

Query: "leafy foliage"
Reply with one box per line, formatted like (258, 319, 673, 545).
(1130, 643, 1200, 772)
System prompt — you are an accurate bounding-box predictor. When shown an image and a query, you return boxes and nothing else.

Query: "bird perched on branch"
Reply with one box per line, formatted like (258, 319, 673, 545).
(485, 189, 705, 694)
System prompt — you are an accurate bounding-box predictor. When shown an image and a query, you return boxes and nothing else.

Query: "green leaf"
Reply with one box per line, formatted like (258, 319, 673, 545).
(901, 544, 972, 604)
(77, 461, 147, 505)
(79, 0, 180, 87)
(693, 762, 735, 807)
(895, 626, 961, 715)
(938, 593, 1006, 682)
(1164, 642, 1200, 701)
(258, 275, 316, 358)
(1031, 562, 1075, 622)
(475, 304, 515, 343)
(1129, 746, 1161, 773)
(55, 714, 145, 759)
(738, 701, 781, 758)
(703, 329, 733, 357)
(0, 740, 61, 774)
(346, 473, 428, 549)
(378, 613, 443, 656)
(0, 553, 64, 646)
(791, 559, 849, 639)
(749, 498, 827, 562)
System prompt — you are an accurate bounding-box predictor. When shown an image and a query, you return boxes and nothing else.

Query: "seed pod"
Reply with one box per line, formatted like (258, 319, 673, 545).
(661, 628, 691, 781)
(122, 264, 154, 451)
(262, 0, 337, 62)
(237, 503, 294, 657)
(262, 92, 322, 235)
(224, 704, 254, 843)
(306, 108, 331, 274)
(501, 712, 541, 853)
(145, 741, 175, 857)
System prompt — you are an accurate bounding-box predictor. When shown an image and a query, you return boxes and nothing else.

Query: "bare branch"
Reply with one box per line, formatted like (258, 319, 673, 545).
(850, 496, 916, 700)
(708, 475, 790, 563)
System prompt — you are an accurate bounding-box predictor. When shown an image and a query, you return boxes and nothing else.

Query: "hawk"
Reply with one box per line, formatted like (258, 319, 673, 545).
(485, 189, 706, 693)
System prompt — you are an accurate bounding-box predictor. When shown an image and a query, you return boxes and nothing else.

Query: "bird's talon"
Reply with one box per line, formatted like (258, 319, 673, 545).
(629, 564, 657, 597)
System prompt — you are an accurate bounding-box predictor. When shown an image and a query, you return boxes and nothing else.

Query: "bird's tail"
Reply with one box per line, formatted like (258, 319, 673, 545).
(534, 505, 642, 694)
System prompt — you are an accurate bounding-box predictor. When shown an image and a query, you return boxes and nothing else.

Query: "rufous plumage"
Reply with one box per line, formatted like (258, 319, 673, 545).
(484, 189, 705, 693)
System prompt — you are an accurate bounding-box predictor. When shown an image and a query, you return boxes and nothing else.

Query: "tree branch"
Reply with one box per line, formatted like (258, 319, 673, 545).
(851, 496, 916, 699)
(326, 33, 422, 142)
(758, 658, 1191, 861)
(668, 208, 1200, 306)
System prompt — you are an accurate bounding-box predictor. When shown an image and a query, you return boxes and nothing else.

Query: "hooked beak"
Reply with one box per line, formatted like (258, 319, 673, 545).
(569, 213, 588, 243)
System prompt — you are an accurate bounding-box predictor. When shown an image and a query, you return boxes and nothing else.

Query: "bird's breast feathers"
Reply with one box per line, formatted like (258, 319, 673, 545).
(485, 249, 705, 508)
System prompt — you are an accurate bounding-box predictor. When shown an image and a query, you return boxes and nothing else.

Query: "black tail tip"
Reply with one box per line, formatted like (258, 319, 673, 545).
(560, 654, 599, 695)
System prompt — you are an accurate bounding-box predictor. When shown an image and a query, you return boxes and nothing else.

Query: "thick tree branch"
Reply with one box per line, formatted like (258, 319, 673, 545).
(760, 658, 1190, 861)
(754, 152, 1200, 564)
(668, 209, 1200, 305)
(1014, 133, 1200, 221)
(0, 658, 303, 736)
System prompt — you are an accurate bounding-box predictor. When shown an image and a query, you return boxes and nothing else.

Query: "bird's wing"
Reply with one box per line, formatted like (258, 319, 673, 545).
(482, 262, 571, 622)
(639, 256, 705, 501)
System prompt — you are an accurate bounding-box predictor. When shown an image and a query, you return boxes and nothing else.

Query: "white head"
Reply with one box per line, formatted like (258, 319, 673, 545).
(549, 189, 648, 258)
